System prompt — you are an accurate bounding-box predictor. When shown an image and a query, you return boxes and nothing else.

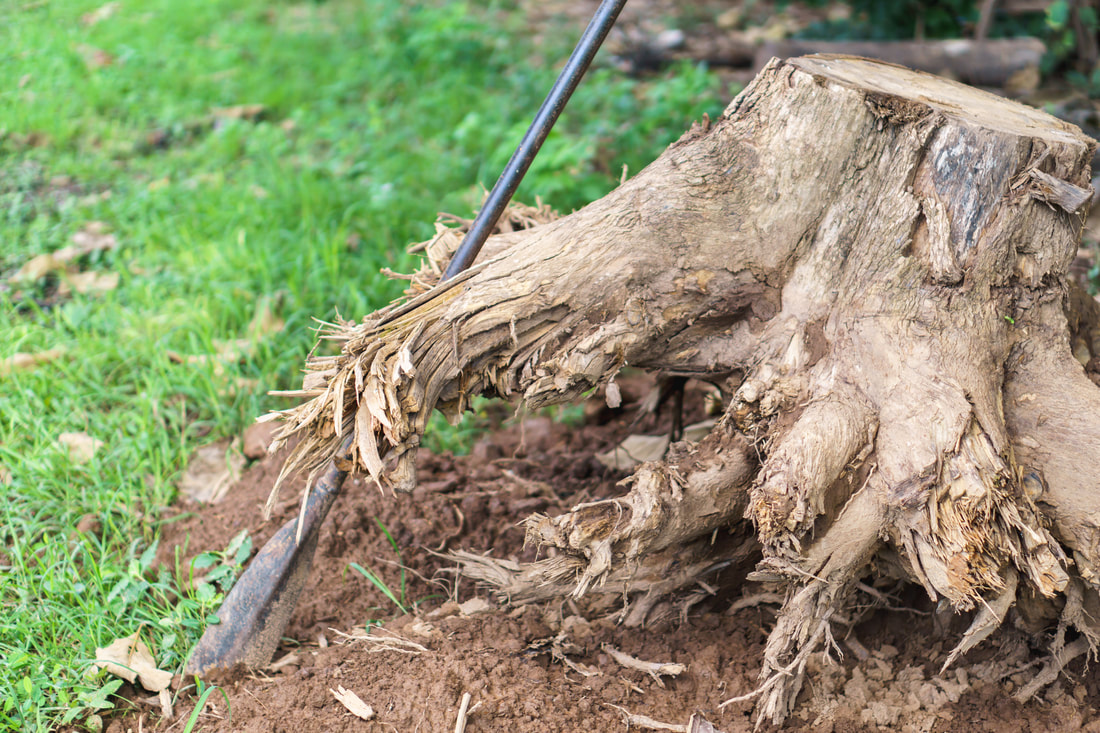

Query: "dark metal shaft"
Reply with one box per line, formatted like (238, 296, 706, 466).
(187, 0, 627, 675)
(441, 0, 628, 279)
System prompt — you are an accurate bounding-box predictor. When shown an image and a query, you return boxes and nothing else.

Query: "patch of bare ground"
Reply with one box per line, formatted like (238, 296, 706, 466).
(109, 380, 1100, 733)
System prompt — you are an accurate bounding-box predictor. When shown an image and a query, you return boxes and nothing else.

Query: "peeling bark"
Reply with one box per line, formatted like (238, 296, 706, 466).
(271, 55, 1100, 726)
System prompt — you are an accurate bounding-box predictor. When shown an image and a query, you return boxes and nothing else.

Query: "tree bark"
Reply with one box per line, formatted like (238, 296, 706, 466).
(272, 55, 1100, 726)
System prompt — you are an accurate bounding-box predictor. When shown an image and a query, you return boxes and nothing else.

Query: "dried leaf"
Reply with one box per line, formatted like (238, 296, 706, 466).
(67, 221, 119, 258)
(81, 1, 120, 26)
(211, 104, 266, 121)
(178, 439, 245, 503)
(157, 689, 173, 720)
(330, 686, 374, 720)
(94, 631, 173, 692)
(688, 714, 725, 733)
(167, 337, 252, 379)
(9, 253, 62, 282)
(9, 222, 118, 283)
(0, 347, 66, 377)
(597, 434, 670, 471)
(77, 44, 115, 70)
(59, 271, 119, 296)
(0, 464, 10, 485)
(59, 432, 103, 464)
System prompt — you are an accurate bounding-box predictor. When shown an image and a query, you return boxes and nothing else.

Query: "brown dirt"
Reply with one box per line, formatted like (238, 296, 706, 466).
(108, 379, 1100, 733)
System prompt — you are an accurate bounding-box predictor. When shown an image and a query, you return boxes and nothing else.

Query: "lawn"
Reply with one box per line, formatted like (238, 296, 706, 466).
(0, 0, 727, 728)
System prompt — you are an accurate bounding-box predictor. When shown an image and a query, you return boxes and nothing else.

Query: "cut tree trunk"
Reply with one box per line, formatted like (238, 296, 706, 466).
(271, 55, 1100, 726)
(753, 38, 1046, 88)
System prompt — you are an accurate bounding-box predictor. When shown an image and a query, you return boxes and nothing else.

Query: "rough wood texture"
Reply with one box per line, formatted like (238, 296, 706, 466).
(753, 39, 1045, 86)
(271, 56, 1100, 726)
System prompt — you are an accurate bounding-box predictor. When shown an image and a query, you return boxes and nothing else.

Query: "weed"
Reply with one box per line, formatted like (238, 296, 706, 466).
(349, 518, 409, 616)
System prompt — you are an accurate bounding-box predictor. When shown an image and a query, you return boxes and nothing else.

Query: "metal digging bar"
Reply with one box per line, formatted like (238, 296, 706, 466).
(185, 0, 629, 676)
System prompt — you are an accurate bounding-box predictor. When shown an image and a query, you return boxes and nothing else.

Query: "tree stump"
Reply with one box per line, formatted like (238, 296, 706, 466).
(272, 56, 1100, 726)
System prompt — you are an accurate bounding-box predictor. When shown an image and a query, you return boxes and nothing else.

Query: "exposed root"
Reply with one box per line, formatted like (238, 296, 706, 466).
(602, 644, 685, 687)
(522, 420, 754, 594)
(1015, 636, 1090, 703)
(263, 55, 1100, 726)
(452, 537, 745, 626)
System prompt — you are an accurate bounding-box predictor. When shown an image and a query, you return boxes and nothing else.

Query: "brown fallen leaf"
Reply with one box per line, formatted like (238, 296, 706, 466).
(0, 347, 67, 377)
(67, 221, 118, 257)
(330, 686, 374, 721)
(9, 253, 62, 283)
(211, 104, 265, 122)
(59, 432, 103, 464)
(8, 222, 118, 284)
(178, 438, 245, 503)
(0, 464, 11, 485)
(94, 631, 173, 692)
(59, 270, 120, 297)
(81, 1, 119, 26)
(77, 44, 115, 70)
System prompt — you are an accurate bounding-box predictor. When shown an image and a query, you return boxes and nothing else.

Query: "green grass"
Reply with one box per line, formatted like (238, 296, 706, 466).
(0, 0, 728, 728)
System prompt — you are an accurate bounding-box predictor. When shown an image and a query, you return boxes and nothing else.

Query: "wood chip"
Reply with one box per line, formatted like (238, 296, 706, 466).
(453, 692, 481, 733)
(330, 685, 374, 721)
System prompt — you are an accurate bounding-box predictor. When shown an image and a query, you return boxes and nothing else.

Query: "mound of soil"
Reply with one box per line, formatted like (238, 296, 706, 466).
(110, 381, 1100, 732)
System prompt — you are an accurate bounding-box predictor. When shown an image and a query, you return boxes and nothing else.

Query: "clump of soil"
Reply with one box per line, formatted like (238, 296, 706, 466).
(110, 381, 1100, 732)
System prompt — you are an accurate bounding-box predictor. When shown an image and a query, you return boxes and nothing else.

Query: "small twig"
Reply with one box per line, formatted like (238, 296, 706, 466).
(453, 692, 481, 733)
(333, 627, 429, 654)
(602, 644, 685, 688)
(728, 592, 784, 612)
(1015, 637, 1091, 702)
